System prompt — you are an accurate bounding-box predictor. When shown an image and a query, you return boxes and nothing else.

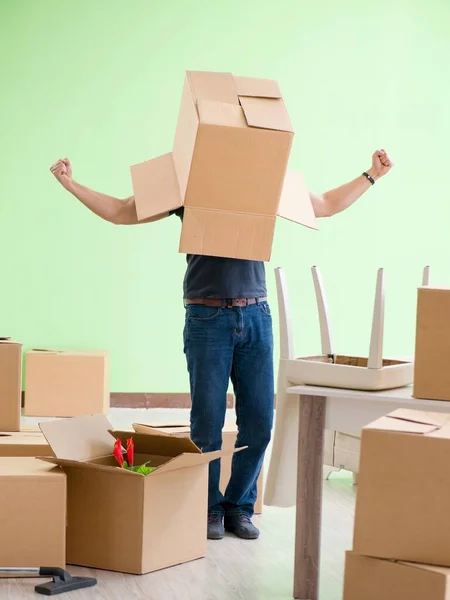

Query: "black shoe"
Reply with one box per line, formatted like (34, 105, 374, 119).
(224, 512, 260, 540)
(207, 512, 224, 540)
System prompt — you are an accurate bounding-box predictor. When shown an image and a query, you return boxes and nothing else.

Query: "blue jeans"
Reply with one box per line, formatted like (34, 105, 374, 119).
(183, 301, 274, 517)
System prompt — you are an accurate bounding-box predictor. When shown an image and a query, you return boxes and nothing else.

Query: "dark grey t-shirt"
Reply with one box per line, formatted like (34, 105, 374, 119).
(171, 208, 267, 299)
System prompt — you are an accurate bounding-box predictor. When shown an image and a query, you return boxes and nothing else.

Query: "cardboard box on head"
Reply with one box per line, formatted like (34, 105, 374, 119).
(130, 71, 318, 261)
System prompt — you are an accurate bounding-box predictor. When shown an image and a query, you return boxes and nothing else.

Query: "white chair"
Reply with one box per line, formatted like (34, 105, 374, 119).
(264, 265, 431, 508)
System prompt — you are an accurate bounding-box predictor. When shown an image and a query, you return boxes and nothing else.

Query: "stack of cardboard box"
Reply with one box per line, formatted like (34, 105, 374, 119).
(343, 408, 450, 599)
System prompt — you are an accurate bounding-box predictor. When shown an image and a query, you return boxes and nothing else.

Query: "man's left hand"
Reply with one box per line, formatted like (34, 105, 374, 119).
(368, 149, 394, 181)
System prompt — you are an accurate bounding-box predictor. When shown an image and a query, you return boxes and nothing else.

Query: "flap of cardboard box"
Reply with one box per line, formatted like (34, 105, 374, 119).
(197, 99, 248, 129)
(179, 207, 275, 261)
(130, 152, 183, 221)
(151, 446, 246, 476)
(39, 414, 115, 461)
(133, 423, 190, 437)
(113, 429, 200, 455)
(234, 76, 282, 99)
(187, 71, 239, 105)
(278, 170, 319, 230)
(134, 422, 239, 436)
(364, 409, 450, 435)
(239, 96, 293, 133)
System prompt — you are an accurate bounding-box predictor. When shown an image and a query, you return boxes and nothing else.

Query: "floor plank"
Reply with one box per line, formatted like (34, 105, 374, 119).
(4, 408, 356, 600)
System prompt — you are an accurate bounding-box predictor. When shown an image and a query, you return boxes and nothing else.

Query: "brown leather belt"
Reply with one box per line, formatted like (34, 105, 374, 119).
(185, 297, 267, 308)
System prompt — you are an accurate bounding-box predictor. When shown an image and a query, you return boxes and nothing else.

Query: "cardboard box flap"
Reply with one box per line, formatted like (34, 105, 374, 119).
(278, 170, 319, 230)
(239, 96, 293, 133)
(153, 447, 246, 476)
(38, 456, 137, 476)
(187, 71, 239, 105)
(132, 423, 190, 437)
(363, 410, 446, 435)
(197, 99, 248, 129)
(130, 152, 182, 221)
(389, 408, 450, 427)
(114, 429, 200, 455)
(39, 415, 115, 461)
(234, 76, 282, 99)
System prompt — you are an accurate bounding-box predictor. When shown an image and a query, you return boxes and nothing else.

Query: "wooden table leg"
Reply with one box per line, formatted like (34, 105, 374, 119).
(294, 394, 326, 600)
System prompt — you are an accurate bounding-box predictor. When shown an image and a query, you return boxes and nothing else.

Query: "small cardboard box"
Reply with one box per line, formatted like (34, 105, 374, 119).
(353, 408, 450, 566)
(0, 457, 66, 570)
(414, 287, 450, 400)
(130, 70, 318, 261)
(38, 414, 240, 574)
(0, 431, 52, 457)
(133, 422, 264, 514)
(24, 349, 110, 417)
(0, 338, 22, 431)
(343, 552, 450, 600)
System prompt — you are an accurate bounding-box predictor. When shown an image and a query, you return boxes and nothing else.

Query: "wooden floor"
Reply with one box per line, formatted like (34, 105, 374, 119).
(5, 408, 356, 600)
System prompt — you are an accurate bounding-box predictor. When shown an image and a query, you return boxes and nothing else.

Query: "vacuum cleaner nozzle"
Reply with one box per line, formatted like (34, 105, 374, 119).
(35, 567, 97, 596)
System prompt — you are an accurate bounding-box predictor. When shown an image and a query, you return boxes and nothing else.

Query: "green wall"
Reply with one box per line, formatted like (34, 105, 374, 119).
(1, 0, 449, 392)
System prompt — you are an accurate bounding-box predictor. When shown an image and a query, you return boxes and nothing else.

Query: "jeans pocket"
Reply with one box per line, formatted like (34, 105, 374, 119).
(259, 302, 272, 318)
(186, 305, 222, 322)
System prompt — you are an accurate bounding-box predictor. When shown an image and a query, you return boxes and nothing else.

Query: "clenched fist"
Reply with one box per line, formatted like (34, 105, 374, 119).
(370, 149, 393, 180)
(50, 158, 72, 187)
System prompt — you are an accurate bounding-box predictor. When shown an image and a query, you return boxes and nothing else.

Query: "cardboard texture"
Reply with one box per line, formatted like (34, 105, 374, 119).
(24, 349, 110, 417)
(133, 422, 264, 514)
(130, 70, 318, 261)
(38, 414, 240, 574)
(414, 286, 450, 400)
(0, 431, 51, 457)
(343, 552, 450, 600)
(0, 457, 66, 571)
(0, 338, 22, 431)
(353, 408, 450, 566)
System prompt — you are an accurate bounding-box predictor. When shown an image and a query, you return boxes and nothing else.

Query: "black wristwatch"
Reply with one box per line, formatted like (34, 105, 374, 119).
(362, 171, 376, 185)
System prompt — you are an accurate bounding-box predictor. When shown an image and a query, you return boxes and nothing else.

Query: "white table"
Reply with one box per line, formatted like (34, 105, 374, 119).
(289, 383, 450, 600)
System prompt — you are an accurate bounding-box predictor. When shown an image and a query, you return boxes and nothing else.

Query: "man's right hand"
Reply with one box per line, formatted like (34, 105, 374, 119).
(50, 158, 72, 187)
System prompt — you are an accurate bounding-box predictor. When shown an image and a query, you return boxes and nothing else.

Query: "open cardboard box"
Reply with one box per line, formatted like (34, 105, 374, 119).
(133, 421, 264, 514)
(353, 408, 450, 567)
(130, 70, 318, 261)
(38, 414, 243, 574)
(285, 267, 415, 391)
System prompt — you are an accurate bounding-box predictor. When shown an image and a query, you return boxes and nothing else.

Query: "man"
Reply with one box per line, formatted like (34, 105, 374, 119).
(50, 149, 393, 540)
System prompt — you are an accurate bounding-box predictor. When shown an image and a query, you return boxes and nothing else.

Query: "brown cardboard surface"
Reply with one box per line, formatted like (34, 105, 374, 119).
(179, 208, 276, 261)
(0, 339, 22, 431)
(343, 552, 450, 600)
(278, 170, 319, 228)
(133, 421, 264, 514)
(0, 457, 66, 570)
(353, 408, 450, 567)
(414, 287, 450, 400)
(130, 70, 318, 261)
(129, 153, 181, 220)
(38, 415, 238, 574)
(24, 349, 109, 417)
(0, 431, 51, 457)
